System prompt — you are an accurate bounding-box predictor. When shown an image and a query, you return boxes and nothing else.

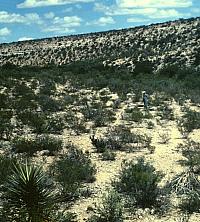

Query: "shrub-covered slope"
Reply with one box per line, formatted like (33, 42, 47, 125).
(0, 17, 199, 70)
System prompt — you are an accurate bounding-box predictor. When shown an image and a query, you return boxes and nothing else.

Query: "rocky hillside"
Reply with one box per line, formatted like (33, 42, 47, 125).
(0, 17, 200, 70)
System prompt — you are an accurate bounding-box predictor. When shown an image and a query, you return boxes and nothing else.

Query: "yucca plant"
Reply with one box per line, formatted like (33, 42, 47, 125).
(4, 162, 55, 222)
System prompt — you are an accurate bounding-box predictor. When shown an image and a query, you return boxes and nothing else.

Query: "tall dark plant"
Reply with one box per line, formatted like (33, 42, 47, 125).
(4, 162, 54, 222)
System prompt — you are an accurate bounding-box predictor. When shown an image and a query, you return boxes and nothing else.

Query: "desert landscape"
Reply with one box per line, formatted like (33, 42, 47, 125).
(0, 17, 200, 222)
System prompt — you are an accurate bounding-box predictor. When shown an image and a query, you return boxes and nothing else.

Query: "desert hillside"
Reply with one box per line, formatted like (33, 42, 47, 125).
(0, 16, 200, 222)
(0, 60, 200, 221)
(0, 17, 200, 70)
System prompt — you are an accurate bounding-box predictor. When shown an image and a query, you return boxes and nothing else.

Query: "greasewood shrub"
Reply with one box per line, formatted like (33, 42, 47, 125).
(12, 135, 63, 156)
(50, 145, 96, 200)
(88, 190, 123, 222)
(114, 158, 163, 208)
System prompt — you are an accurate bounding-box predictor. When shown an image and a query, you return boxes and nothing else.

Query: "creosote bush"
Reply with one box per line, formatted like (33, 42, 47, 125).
(12, 135, 63, 156)
(178, 109, 200, 133)
(50, 145, 96, 200)
(0, 155, 17, 187)
(177, 140, 200, 173)
(114, 158, 163, 208)
(88, 190, 123, 222)
(168, 169, 200, 213)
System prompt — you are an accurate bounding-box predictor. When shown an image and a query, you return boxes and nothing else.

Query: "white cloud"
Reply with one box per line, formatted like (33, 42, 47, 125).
(18, 37, 34, 41)
(43, 15, 82, 33)
(53, 16, 82, 27)
(17, 0, 94, 8)
(43, 27, 75, 34)
(149, 9, 185, 19)
(0, 11, 42, 24)
(87, 16, 115, 26)
(191, 8, 200, 13)
(127, 18, 150, 23)
(94, 2, 191, 18)
(94, 3, 157, 16)
(116, 0, 192, 8)
(44, 12, 55, 19)
(62, 7, 73, 13)
(0, 27, 11, 36)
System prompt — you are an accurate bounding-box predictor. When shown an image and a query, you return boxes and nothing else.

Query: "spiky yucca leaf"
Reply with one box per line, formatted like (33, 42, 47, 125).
(5, 162, 54, 222)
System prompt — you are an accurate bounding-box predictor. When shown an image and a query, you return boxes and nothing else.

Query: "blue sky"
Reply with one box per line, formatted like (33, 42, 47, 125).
(0, 0, 199, 43)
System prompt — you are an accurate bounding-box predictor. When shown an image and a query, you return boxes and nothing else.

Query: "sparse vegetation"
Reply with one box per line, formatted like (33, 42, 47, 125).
(0, 18, 200, 220)
(114, 158, 163, 208)
(88, 190, 123, 222)
(50, 145, 96, 200)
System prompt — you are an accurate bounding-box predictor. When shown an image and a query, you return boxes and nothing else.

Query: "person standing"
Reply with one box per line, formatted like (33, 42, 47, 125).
(142, 91, 148, 109)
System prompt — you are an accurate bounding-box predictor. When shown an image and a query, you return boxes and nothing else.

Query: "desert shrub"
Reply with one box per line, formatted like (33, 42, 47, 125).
(157, 104, 174, 120)
(17, 110, 48, 134)
(159, 132, 170, 144)
(90, 136, 107, 153)
(12, 97, 37, 111)
(180, 191, 200, 213)
(12, 135, 63, 156)
(178, 140, 200, 172)
(114, 158, 163, 208)
(168, 169, 200, 213)
(46, 114, 66, 134)
(12, 81, 35, 99)
(147, 121, 155, 129)
(101, 149, 116, 161)
(37, 94, 63, 112)
(81, 102, 115, 127)
(39, 79, 56, 95)
(90, 135, 123, 152)
(178, 109, 200, 133)
(64, 111, 88, 135)
(107, 126, 136, 144)
(158, 64, 180, 78)
(0, 110, 13, 140)
(0, 155, 17, 187)
(50, 146, 96, 200)
(0, 91, 10, 109)
(125, 107, 144, 123)
(50, 211, 77, 222)
(3, 162, 55, 222)
(88, 190, 123, 222)
(134, 61, 153, 75)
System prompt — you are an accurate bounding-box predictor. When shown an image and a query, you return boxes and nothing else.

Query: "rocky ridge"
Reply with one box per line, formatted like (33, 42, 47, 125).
(0, 17, 200, 70)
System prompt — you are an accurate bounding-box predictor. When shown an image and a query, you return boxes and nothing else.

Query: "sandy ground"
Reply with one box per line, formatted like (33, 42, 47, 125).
(56, 94, 200, 222)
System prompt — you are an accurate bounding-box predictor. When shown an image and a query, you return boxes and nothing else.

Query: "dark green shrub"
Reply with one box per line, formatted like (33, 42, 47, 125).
(178, 140, 200, 172)
(88, 190, 123, 222)
(157, 104, 174, 120)
(50, 211, 77, 222)
(17, 110, 48, 134)
(90, 136, 107, 153)
(0, 110, 13, 140)
(178, 109, 200, 132)
(180, 191, 200, 213)
(12, 135, 63, 156)
(114, 158, 163, 208)
(37, 95, 63, 112)
(3, 162, 55, 222)
(134, 61, 153, 75)
(158, 64, 180, 78)
(168, 169, 200, 213)
(125, 107, 144, 123)
(81, 102, 115, 127)
(64, 111, 88, 135)
(50, 146, 96, 200)
(101, 149, 116, 161)
(0, 155, 17, 186)
(46, 114, 66, 134)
